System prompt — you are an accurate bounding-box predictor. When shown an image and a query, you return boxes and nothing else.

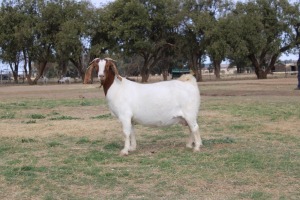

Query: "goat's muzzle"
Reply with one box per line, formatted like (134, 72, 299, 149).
(99, 75, 105, 81)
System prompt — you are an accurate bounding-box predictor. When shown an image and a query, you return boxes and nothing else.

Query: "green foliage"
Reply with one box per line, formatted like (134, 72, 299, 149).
(224, 0, 300, 78)
(1, 0, 300, 82)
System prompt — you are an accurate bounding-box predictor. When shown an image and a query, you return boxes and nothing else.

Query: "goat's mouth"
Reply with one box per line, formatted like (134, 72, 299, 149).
(99, 78, 105, 84)
(98, 75, 105, 81)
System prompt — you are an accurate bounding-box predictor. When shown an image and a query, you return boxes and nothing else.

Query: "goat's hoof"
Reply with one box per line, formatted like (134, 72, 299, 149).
(186, 143, 193, 149)
(120, 150, 129, 156)
(129, 147, 136, 152)
(193, 148, 200, 152)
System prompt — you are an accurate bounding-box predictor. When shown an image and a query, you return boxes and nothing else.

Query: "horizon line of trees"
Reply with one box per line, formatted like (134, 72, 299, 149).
(0, 0, 300, 84)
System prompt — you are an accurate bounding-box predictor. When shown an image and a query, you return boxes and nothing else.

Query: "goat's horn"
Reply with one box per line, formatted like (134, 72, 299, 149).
(111, 62, 122, 81)
(89, 58, 100, 66)
(105, 57, 117, 62)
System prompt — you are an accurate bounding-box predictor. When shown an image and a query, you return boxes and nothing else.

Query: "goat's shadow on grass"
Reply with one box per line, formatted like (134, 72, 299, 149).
(101, 137, 235, 155)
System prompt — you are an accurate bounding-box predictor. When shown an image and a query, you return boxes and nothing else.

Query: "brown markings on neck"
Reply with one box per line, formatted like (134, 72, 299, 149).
(102, 61, 116, 96)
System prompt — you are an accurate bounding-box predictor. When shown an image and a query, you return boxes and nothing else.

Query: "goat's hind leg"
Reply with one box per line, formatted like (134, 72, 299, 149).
(186, 119, 202, 152)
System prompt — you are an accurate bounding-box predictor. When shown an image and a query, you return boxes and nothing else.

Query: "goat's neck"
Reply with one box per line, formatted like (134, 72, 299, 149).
(102, 71, 116, 96)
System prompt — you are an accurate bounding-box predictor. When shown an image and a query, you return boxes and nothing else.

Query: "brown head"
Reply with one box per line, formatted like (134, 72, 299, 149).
(84, 58, 122, 95)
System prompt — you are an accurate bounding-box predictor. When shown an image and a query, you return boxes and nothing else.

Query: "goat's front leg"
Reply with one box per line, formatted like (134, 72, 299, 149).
(129, 126, 136, 152)
(186, 134, 194, 149)
(120, 118, 132, 156)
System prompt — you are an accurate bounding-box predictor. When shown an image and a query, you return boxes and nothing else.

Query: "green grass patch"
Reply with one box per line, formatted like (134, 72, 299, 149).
(76, 137, 90, 144)
(49, 115, 80, 120)
(208, 102, 300, 121)
(240, 190, 272, 200)
(24, 120, 36, 124)
(104, 142, 122, 150)
(0, 111, 15, 119)
(21, 138, 36, 143)
(91, 113, 112, 119)
(29, 113, 46, 119)
(47, 141, 62, 147)
(0, 98, 104, 110)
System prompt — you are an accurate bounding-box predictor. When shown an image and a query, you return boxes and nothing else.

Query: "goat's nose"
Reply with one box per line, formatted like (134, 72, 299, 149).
(99, 75, 105, 79)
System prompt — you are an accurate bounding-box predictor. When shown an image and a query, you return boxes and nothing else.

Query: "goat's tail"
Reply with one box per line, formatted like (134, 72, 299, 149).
(178, 74, 197, 84)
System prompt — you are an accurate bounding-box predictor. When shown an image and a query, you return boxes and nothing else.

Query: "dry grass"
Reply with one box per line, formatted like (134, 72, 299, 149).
(0, 78, 299, 200)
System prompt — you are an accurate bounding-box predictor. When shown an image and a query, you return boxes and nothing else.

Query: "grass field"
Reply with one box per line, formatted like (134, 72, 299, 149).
(0, 78, 299, 200)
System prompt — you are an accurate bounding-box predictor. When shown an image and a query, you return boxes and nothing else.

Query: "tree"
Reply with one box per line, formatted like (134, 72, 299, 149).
(0, 1, 24, 83)
(206, 1, 233, 80)
(0, 0, 93, 84)
(225, 0, 300, 79)
(99, 0, 178, 82)
(55, 0, 93, 80)
(1, 1, 59, 84)
(178, 0, 225, 81)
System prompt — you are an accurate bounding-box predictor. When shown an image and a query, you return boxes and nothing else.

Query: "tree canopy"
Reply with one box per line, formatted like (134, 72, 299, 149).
(0, 0, 299, 83)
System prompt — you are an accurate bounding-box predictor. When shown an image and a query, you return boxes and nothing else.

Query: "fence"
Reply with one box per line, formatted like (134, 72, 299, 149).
(0, 70, 298, 85)
(0, 70, 83, 85)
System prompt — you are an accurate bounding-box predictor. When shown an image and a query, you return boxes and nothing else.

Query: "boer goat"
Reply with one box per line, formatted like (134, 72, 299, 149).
(84, 58, 202, 155)
(58, 77, 71, 84)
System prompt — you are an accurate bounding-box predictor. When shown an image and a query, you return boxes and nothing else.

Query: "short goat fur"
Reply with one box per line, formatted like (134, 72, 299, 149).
(84, 58, 202, 155)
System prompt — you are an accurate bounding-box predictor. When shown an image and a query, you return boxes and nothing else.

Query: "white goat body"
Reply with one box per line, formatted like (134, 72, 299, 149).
(107, 76, 200, 127)
(85, 59, 202, 155)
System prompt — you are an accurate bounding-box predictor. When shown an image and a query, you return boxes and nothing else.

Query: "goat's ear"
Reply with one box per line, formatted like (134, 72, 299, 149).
(111, 62, 122, 81)
(84, 61, 97, 84)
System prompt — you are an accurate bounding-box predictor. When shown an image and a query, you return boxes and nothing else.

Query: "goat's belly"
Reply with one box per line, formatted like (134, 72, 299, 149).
(132, 115, 186, 127)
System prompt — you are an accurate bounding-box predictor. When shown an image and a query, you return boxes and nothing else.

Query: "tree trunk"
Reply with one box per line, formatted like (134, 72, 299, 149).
(141, 66, 149, 82)
(23, 50, 34, 85)
(70, 58, 86, 82)
(255, 68, 268, 79)
(249, 54, 268, 79)
(195, 56, 203, 82)
(162, 70, 168, 81)
(189, 52, 203, 82)
(213, 59, 221, 80)
(9, 63, 19, 83)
